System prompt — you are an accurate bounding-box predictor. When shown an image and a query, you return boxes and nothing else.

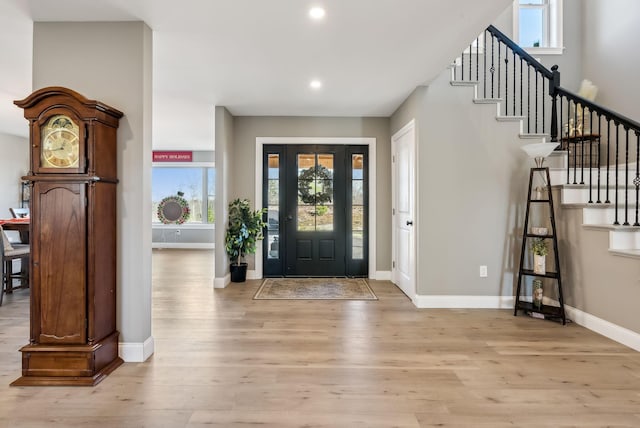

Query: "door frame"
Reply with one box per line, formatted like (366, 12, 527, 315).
(391, 119, 416, 300)
(255, 137, 377, 279)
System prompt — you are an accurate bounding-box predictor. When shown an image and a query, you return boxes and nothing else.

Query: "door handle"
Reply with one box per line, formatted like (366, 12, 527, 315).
(406, 220, 413, 226)
(286, 215, 293, 221)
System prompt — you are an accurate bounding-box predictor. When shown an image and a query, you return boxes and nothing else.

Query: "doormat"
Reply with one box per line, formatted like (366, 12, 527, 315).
(253, 278, 377, 300)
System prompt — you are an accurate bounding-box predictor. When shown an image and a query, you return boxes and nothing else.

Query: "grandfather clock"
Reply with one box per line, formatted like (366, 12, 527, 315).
(11, 87, 123, 386)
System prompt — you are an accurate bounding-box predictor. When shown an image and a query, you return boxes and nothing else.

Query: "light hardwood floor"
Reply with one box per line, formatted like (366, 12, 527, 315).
(1, 249, 639, 427)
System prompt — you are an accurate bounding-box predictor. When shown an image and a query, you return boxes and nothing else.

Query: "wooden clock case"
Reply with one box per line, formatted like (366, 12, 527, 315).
(11, 87, 124, 386)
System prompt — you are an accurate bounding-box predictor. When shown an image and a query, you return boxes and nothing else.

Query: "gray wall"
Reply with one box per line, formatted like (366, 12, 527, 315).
(33, 22, 153, 353)
(582, 0, 640, 120)
(214, 106, 234, 280)
(556, 198, 640, 333)
(230, 116, 391, 272)
(391, 71, 531, 297)
(0, 133, 28, 216)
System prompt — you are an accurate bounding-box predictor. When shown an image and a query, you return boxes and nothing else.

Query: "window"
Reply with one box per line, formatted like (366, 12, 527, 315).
(152, 166, 215, 224)
(514, 0, 563, 54)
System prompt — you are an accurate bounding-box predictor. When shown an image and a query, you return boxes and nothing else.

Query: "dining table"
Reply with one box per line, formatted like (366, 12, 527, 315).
(0, 217, 30, 243)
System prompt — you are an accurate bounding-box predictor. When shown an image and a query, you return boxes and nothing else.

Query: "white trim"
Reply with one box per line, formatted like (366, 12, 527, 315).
(151, 243, 215, 249)
(214, 274, 230, 288)
(412, 295, 515, 309)
(565, 305, 640, 352)
(119, 336, 155, 362)
(374, 271, 392, 281)
(152, 223, 215, 230)
(255, 137, 377, 279)
(247, 269, 260, 280)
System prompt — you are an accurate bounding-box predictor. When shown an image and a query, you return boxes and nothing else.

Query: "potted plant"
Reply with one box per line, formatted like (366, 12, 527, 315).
(531, 238, 549, 274)
(225, 198, 266, 282)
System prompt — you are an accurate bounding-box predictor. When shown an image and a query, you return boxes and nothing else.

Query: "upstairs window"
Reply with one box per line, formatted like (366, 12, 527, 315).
(514, 0, 563, 54)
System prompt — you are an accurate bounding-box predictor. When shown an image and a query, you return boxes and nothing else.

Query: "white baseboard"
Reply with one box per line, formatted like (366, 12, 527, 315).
(413, 294, 515, 309)
(373, 271, 392, 280)
(119, 336, 155, 362)
(247, 269, 261, 280)
(565, 305, 640, 352)
(214, 274, 230, 288)
(151, 243, 215, 249)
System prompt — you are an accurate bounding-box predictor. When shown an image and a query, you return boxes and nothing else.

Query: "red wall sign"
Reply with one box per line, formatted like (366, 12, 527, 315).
(152, 151, 193, 162)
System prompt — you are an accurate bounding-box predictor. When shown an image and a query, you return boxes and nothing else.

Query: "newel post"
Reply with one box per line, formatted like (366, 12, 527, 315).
(549, 65, 561, 142)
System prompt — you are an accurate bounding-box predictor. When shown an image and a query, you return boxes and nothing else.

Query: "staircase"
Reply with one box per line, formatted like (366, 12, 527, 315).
(450, 25, 640, 260)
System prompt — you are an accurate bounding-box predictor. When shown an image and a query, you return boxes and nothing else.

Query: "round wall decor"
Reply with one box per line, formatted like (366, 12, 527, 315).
(157, 192, 191, 224)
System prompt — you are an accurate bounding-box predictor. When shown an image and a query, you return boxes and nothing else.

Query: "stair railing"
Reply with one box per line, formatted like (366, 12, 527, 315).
(452, 25, 640, 227)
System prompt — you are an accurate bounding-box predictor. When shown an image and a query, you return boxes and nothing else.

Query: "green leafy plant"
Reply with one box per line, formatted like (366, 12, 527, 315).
(225, 198, 266, 266)
(530, 238, 549, 256)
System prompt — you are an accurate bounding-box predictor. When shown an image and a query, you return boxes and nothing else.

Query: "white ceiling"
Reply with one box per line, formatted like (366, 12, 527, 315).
(0, 0, 512, 149)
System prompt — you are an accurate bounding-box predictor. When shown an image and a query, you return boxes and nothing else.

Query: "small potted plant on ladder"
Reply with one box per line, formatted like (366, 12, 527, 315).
(531, 238, 549, 275)
(225, 198, 266, 282)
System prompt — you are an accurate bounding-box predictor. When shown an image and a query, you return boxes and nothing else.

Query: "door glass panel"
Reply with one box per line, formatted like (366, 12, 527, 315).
(352, 180, 363, 205)
(352, 231, 364, 260)
(351, 154, 365, 260)
(352, 206, 364, 231)
(266, 154, 280, 259)
(297, 206, 315, 231)
(316, 205, 334, 231)
(268, 154, 280, 179)
(297, 153, 334, 231)
(352, 154, 364, 179)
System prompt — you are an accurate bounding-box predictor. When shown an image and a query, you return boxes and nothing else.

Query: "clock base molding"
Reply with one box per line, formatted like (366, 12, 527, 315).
(11, 331, 123, 387)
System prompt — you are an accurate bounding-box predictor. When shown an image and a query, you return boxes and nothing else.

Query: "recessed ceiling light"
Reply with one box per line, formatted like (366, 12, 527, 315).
(310, 80, 322, 89)
(309, 7, 326, 20)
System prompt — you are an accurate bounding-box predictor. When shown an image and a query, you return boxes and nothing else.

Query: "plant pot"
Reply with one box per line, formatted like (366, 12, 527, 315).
(230, 263, 248, 282)
(533, 254, 546, 275)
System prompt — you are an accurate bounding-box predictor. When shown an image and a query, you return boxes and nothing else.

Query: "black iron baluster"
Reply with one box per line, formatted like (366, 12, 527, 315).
(527, 65, 530, 133)
(504, 55, 508, 116)
(624, 127, 630, 226)
(588, 109, 594, 203)
(483, 31, 487, 98)
(614, 122, 620, 225)
(534, 70, 538, 134)
(461, 48, 464, 81)
(550, 65, 560, 143)
(469, 44, 472, 81)
(580, 104, 585, 185)
(606, 119, 611, 204)
(573, 101, 577, 184)
(565, 97, 570, 184)
(597, 113, 602, 203)
(542, 78, 546, 135)
(513, 52, 516, 116)
(520, 58, 523, 117)
(635, 131, 639, 226)
(491, 34, 495, 98)
(497, 42, 501, 100)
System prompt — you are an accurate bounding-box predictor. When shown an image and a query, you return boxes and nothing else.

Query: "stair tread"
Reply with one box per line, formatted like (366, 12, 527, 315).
(450, 81, 478, 86)
(473, 98, 502, 104)
(496, 115, 525, 121)
(583, 223, 640, 231)
(609, 249, 640, 259)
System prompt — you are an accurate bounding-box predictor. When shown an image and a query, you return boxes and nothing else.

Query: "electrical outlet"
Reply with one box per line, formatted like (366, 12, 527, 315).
(175, 229, 181, 236)
(479, 265, 488, 277)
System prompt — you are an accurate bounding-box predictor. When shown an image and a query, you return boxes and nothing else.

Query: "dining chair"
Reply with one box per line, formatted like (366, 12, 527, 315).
(1, 225, 30, 306)
(9, 207, 29, 218)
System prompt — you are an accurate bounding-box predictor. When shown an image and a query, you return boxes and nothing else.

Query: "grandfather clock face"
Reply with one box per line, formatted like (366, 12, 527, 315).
(40, 115, 80, 169)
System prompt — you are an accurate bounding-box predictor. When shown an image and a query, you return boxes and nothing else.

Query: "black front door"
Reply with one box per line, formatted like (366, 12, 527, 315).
(263, 144, 368, 277)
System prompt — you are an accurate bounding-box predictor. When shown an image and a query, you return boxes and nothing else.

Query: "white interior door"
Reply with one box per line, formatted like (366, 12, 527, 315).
(392, 120, 415, 300)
